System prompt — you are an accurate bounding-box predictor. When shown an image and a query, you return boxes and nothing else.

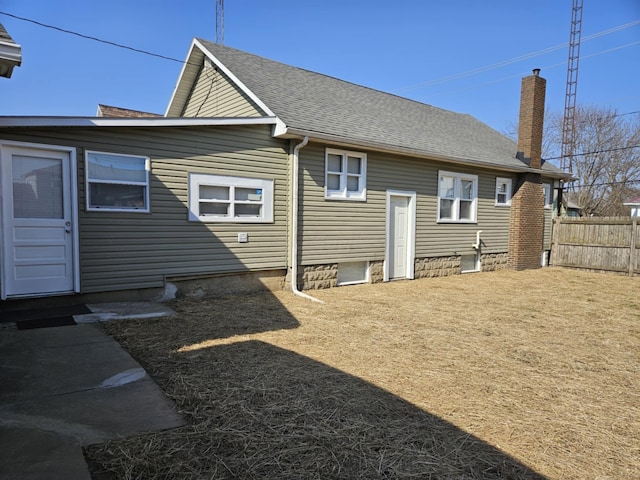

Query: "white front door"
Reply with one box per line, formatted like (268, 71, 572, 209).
(1, 144, 77, 298)
(386, 191, 416, 281)
(390, 196, 408, 278)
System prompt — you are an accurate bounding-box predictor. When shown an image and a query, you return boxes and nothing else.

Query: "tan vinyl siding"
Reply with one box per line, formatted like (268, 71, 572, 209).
(1, 126, 288, 293)
(182, 61, 265, 117)
(298, 143, 514, 265)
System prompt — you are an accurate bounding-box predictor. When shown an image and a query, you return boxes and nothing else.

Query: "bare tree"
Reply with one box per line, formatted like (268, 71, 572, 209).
(541, 106, 640, 216)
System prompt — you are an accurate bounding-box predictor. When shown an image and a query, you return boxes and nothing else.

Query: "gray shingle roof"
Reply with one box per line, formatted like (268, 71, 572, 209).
(196, 39, 562, 175)
(0, 22, 22, 78)
(0, 23, 13, 42)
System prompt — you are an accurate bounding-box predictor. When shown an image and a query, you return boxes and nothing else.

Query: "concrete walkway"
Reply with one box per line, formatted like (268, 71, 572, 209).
(0, 305, 184, 480)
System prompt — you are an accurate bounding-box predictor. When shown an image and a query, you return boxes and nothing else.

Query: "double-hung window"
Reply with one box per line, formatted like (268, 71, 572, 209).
(438, 171, 478, 222)
(86, 151, 150, 212)
(325, 148, 366, 200)
(188, 173, 274, 223)
(495, 177, 513, 206)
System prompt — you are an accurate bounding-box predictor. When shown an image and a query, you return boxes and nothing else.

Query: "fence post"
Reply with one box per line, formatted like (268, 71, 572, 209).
(550, 217, 561, 266)
(630, 218, 638, 277)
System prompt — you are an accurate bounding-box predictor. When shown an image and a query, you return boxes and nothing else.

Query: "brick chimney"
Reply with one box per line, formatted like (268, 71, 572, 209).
(516, 68, 546, 169)
(508, 69, 546, 270)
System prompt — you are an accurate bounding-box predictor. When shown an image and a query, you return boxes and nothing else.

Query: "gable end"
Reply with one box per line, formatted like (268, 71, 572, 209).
(182, 59, 266, 117)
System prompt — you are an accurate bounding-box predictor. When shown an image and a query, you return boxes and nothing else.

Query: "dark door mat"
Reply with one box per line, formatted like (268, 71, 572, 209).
(16, 316, 77, 330)
(0, 304, 91, 324)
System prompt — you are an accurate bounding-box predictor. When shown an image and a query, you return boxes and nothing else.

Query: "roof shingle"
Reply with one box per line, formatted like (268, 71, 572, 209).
(196, 40, 563, 175)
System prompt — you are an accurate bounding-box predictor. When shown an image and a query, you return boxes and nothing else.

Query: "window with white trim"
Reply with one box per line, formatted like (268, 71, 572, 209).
(325, 148, 366, 200)
(438, 171, 478, 222)
(461, 253, 480, 273)
(543, 183, 552, 209)
(188, 173, 274, 223)
(337, 261, 369, 286)
(495, 177, 512, 206)
(86, 151, 150, 212)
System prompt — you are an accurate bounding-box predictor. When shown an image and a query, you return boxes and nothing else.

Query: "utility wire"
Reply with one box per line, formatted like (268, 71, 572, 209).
(396, 20, 640, 93)
(421, 40, 640, 101)
(3, 9, 638, 96)
(544, 145, 640, 162)
(565, 178, 640, 190)
(0, 10, 185, 64)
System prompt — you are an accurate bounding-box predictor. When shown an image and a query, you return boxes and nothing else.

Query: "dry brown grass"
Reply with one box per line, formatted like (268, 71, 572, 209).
(85, 268, 640, 479)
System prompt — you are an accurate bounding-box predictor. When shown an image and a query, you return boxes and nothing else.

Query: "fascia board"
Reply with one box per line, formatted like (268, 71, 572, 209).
(193, 39, 281, 121)
(193, 39, 288, 136)
(165, 40, 203, 117)
(0, 117, 278, 128)
(163, 40, 287, 135)
(0, 40, 22, 64)
(281, 127, 570, 179)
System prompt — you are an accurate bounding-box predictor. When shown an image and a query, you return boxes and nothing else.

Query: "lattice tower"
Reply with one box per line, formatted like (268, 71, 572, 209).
(216, 0, 224, 44)
(560, 0, 584, 176)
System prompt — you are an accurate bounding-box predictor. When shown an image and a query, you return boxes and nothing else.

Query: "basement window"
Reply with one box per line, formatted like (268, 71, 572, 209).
(86, 151, 150, 212)
(188, 173, 274, 223)
(337, 261, 369, 285)
(461, 254, 480, 273)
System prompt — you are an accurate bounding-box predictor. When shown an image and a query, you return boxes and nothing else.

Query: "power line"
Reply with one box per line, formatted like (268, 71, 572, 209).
(419, 40, 640, 102)
(0, 10, 185, 64)
(565, 178, 640, 190)
(396, 19, 640, 93)
(544, 144, 640, 162)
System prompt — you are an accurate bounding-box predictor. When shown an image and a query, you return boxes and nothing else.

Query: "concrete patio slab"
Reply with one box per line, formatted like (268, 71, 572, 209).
(0, 322, 184, 480)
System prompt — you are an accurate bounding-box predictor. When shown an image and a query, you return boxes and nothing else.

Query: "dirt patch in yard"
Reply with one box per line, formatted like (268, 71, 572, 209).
(85, 268, 640, 479)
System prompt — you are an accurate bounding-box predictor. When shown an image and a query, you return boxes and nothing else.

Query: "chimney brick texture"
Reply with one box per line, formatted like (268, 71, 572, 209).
(508, 173, 545, 270)
(517, 72, 546, 169)
(509, 70, 547, 270)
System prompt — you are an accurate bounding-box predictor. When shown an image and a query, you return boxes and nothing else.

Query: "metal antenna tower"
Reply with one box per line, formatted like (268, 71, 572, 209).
(560, 0, 584, 175)
(215, 0, 224, 44)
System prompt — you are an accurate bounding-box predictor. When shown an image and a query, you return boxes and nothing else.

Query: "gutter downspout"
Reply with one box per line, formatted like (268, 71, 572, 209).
(291, 137, 324, 303)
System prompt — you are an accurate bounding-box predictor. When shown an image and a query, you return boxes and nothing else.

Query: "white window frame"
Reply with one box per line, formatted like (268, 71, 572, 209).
(325, 148, 367, 201)
(495, 177, 512, 206)
(337, 261, 370, 286)
(188, 173, 274, 223)
(85, 150, 150, 213)
(437, 170, 478, 223)
(461, 253, 481, 273)
(542, 183, 552, 209)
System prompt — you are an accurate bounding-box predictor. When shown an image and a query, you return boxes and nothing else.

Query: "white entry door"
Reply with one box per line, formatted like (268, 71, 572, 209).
(390, 196, 408, 278)
(1, 144, 76, 298)
(386, 192, 416, 281)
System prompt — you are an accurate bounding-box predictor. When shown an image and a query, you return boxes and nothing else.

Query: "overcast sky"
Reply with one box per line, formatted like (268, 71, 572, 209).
(1, 0, 638, 133)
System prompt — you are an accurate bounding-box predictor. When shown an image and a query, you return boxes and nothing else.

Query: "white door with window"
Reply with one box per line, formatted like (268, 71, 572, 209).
(1, 144, 77, 298)
(386, 191, 416, 281)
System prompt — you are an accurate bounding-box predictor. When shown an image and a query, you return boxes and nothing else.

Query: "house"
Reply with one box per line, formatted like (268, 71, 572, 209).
(96, 104, 163, 118)
(0, 23, 22, 78)
(0, 39, 567, 302)
(624, 196, 640, 217)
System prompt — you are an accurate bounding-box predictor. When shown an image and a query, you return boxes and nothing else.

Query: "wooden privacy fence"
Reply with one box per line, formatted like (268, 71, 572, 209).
(550, 217, 639, 276)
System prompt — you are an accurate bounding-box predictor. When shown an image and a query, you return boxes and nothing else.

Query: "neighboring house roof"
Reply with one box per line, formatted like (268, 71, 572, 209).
(0, 23, 22, 78)
(167, 39, 566, 178)
(623, 196, 640, 206)
(565, 199, 582, 210)
(97, 104, 163, 118)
